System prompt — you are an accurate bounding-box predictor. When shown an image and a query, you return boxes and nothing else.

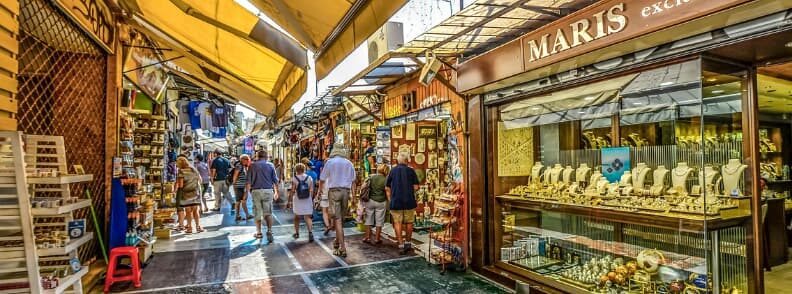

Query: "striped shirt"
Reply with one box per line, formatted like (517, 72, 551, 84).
(234, 164, 247, 188)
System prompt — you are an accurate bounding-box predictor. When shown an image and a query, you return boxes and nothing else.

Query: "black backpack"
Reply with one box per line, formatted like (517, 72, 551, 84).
(296, 176, 311, 199)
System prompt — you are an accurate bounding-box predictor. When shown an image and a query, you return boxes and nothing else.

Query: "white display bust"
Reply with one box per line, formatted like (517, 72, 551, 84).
(589, 171, 603, 185)
(698, 166, 719, 187)
(722, 159, 748, 196)
(577, 163, 591, 183)
(671, 162, 693, 190)
(549, 164, 564, 184)
(653, 165, 669, 187)
(619, 169, 632, 186)
(562, 166, 575, 183)
(633, 163, 651, 189)
(531, 162, 545, 182)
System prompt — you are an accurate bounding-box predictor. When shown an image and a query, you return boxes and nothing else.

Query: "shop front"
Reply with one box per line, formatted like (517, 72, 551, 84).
(461, 1, 792, 293)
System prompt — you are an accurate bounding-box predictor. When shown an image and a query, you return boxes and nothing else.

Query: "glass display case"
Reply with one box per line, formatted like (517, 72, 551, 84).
(488, 59, 752, 293)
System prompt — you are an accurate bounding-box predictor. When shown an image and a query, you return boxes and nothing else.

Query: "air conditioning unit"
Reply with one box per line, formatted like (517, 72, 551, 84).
(367, 22, 404, 63)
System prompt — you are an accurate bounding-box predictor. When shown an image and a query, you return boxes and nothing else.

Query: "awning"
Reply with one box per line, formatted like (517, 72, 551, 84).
(120, 0, 308, 119)
(247, 0, 408, 80)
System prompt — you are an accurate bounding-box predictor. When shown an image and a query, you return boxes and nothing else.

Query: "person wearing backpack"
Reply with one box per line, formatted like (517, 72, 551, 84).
(289, 163, 315, 241)
(176, 157, 204, 234)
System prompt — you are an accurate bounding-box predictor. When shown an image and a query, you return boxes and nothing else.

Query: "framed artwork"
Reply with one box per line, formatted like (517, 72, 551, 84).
(418, 126, 437, 138)
(428, 152, 438, 168)
(417, 138, 425, 152)
(406, 123, 416, 141)
(392, 125, 403, 139)
(428, 139, 436, 151)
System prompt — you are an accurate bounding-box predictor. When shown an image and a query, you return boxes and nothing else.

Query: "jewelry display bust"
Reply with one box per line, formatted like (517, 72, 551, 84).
(589, 171, 603, 186)
(653, 165, 669, 187)
(549, 164, 564, 184)
(698, 166, 719, 188)
(562, 166, 575, 183)
(531, 162, 545, 183)
(619, 170, 632, 187)
(577, 164, 591, 183)
(632, 163, 651, 189)
(722, 159, 747, 196)
(671, 162, 693, 191)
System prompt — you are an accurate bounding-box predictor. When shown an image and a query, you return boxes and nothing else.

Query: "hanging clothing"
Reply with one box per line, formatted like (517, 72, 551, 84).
(179, 101, 191, 125)
(197, 102, 213, 130)
(211, 127, 226, 139)
(212, 105, 229, 128)
(188, 101, 202, 130)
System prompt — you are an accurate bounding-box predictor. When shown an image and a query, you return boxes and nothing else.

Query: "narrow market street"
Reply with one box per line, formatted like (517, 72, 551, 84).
(100, 197, 505, 293)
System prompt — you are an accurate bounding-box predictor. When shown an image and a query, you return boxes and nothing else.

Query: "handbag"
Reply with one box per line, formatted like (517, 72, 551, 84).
(359, 177, 371, 202)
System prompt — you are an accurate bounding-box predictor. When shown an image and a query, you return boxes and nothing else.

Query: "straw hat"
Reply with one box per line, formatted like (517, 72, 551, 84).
(329, 143, 348, 158)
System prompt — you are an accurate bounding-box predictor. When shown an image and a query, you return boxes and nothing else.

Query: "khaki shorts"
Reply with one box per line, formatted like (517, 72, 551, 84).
(251, 189, 274, 220)
(328, 187, 350, 220)
(365, 200, 387, 227)
(390, 209, 415, 224)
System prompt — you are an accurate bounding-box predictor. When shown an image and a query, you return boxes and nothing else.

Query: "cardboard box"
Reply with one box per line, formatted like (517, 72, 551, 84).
(138, 243, 153, 263)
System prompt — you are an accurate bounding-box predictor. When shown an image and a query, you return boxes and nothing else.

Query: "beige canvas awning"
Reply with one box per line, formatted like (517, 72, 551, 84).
(120, 0, 307, 119)
(248, 0, 408, 80)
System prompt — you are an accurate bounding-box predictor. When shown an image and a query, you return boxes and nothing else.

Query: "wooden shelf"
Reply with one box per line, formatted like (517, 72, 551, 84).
(31, 199, 90, 215)
(27, 174, 93, 185)
(41, 266, 87, 294)
(37, 232, 93, 257)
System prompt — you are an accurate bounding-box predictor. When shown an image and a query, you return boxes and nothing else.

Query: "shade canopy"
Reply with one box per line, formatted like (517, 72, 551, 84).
(248, 0, 408, 80)
(121, 0, 308, 119)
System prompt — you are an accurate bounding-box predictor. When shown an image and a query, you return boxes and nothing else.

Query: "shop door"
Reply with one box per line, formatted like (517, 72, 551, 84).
(16, 0, 108, 263)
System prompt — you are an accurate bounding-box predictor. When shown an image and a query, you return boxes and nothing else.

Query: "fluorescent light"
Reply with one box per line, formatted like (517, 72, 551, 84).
(786, 41, 792, 48)
(531, 107, 540, 110)
(660, 82, 674, 86)
(578, 111, 586, 114)
(711, 90, 725, 94)
(633, 102, 643, 105)
(584, 96, 595, 101)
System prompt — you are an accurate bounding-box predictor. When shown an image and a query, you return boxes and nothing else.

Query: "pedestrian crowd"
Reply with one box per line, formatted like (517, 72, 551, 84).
(172, 142, 420, 257)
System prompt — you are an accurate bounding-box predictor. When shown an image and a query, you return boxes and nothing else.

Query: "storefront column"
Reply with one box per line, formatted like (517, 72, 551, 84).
(104, 28, 122, 229)
(745, 67, 763, 294)
(467, 95, 486, 269)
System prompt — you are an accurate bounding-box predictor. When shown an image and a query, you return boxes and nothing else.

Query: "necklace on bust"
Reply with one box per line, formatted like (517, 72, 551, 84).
(674, 167, 691, 177)
(723, 164, 742, 175)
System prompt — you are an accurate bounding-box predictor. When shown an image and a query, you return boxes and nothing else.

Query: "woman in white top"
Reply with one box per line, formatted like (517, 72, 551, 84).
(290, 163, 315, 241)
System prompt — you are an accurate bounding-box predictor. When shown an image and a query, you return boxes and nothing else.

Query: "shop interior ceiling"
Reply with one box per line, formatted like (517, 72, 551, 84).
(246, 0, 408, 80)
(119, 0, 308, 120)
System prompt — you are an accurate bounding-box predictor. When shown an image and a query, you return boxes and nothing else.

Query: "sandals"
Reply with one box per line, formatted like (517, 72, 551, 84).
(254, 232, 263, 239)
(235, 216, 242, 222)
(333, 248, 347, 257)
(362, 238, 371, 244)
(292, 233, 299, 239)
(175, 225, 184, 232)
(323, 228, 331, 236)
(374, 239, 382, 245)
(195, 227, 205, 233)
(246, 215, 254, 220)
(308, 233, 314, 242)
(333, 239, 339, 249)
(184, 226, 193, 234)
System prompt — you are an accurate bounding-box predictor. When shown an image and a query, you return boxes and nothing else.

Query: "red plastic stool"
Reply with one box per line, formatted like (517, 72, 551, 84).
(104, 246, 141, 292)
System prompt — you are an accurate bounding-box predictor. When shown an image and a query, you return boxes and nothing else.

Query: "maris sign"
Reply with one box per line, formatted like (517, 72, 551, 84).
(525, 3, 627, 62)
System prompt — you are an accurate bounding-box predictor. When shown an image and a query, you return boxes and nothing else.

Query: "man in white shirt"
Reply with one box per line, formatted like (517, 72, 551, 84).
(319, 144, 356, 257)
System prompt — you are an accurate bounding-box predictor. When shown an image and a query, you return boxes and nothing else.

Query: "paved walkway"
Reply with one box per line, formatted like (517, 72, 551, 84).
(101, 196, 507, 293)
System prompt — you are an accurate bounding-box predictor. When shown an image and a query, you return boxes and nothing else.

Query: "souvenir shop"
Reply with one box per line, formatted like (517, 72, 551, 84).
(461, 1, 792, 293)
(379, 77, 469, 271)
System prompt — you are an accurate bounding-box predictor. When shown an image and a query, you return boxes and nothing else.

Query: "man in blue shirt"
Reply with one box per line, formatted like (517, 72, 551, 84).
(246, 150, 280, 243)
(386, 152, 419, 255)
(210, 149, 233, 212)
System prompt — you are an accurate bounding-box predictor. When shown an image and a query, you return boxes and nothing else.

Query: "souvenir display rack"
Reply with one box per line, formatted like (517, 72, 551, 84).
(130, 112, 167, 197)
(427, 191, 464, 273)
(0, 132, 91, 294)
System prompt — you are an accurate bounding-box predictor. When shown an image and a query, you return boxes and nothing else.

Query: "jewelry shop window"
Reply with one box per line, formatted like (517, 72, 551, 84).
(489, 59, 751, 293)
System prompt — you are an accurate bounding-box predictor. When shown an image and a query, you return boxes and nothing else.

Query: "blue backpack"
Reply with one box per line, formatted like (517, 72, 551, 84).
(296, 176, 311, 199)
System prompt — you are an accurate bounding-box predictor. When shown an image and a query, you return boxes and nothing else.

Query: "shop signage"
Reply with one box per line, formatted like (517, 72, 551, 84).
(124, 43, 169, 102)
(457, 0, 751, 93)
(53, 0, 116, 53)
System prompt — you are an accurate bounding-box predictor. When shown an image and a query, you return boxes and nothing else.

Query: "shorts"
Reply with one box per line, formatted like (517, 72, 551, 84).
(328, 187, 350, 220)
(391, 209, 415, 224)
(234, 187, 247, 202)
(251, 189, 274, 219)
(365, 200, 386, 227)
(320, 186, 330, 208)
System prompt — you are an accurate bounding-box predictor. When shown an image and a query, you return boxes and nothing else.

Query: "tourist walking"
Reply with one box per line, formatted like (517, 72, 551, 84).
(386, 153, 419, 255)
(363, 164, 388, 244)
(274, 158, 286, 205)
(247, 150, 280, 243)
(290, 163, 315, 241)
(176, 157, 204, 234)
(319, 144, 356, 257)
(210, 149, 233, 212)
(194, 155, 211, 213)
(232, 154, 253, 222)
